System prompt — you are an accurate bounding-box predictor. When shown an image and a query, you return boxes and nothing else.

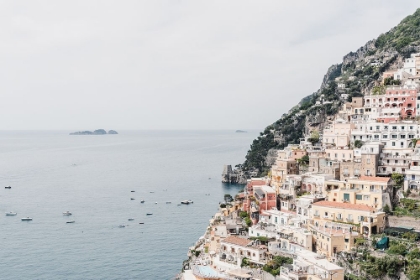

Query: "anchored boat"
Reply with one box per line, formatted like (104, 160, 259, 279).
(21, 217, 32, 221)
(6, 212, 17, 216)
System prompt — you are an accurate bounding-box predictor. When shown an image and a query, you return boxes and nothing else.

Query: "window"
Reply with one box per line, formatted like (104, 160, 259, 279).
(356, 195, 362, 200)
(401, 126, 405, 130)
(384, 126, 388, 130)
(392, 142, 396, 147)
(392, 135, 397, 139)
(343, 193, 350, 202)
(401, 135, 406, 139)
(409, 135, 414, 139)
(383, 135, 388, 139)
(392, 126, 397, 130)
(367, 158, 371, 164)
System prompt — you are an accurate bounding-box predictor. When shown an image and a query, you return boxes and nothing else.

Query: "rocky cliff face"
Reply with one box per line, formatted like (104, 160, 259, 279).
(242, 8, 420, 175)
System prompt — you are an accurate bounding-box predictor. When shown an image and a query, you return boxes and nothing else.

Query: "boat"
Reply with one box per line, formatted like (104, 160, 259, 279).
(131, 198, 135, 200)
(146, 213, 153, 216)
(140, 200, 145, 203)
(166, 201, 171, 204)
(139, 222, 144, 224)
(5, 186, 11, 189)
(63, 211, 72, 216)
(5, 212, 17, 216)
(150, 191, 154, 193)
(155, 202, 158, 204)
(21, 217, 32, 221)
(118, 225, 125, 228)
(128, 218, 134, 221)
(181, 200, 193, 205)
(131, 190, 135, 192)
(66, 221, 75, 224)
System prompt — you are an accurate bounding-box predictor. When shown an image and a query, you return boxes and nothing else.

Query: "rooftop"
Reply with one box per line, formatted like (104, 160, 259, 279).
(313, 201, 375, 212)
(358, 176, 390, 183)
(222, 236, 251, 247)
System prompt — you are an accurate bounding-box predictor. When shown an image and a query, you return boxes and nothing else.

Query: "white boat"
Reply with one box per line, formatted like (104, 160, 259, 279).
(5, 186, 11, 189)
(155, 202, 158, 204)
(188, 200, 193, 204)
(63, 211, 72, 216)
(21, 217, 32, 221)
(140, 200, 145, 203)
(66, 221, 75, 224)
(5, 212, 17, 216)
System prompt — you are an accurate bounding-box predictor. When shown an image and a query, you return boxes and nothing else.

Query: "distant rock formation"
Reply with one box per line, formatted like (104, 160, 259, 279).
(70, 129, 118, 135)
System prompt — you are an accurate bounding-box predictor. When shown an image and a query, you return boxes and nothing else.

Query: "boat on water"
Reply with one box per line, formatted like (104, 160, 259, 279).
(150, 191, 154, 193)
(128, 218, 134, 221)
(140, 200, 145, 203)
(118, 225, 126, 228)
(21, 217, 32, 221)
(181, 200, 194, 205)
(5, 186, 11, 189)
(139, 222, 144, 224)
(131, 198, 135, 200)
(155, 202, 158, 204)
(6, 212, 17, 216)
(63, 211, 72, 216)
(166, 201, 171, 204)
(146, 213, 153, 216)
(131, 190, 135, 192)
(66, 221, 75, 224)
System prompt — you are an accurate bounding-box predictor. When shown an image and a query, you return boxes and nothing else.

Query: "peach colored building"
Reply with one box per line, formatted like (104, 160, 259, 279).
(311, 201, 386, 238)
(322, 119, 355, 148)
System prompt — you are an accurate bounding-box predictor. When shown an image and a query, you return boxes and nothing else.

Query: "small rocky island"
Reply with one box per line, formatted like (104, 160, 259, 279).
(70, 129, 118, 135)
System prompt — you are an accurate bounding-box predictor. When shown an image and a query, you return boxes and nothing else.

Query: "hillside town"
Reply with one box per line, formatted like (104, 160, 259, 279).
(179, 54, 420, 280)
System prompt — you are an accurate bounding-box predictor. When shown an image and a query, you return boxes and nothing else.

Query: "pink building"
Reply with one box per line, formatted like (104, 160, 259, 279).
(365, 86, 419, 123)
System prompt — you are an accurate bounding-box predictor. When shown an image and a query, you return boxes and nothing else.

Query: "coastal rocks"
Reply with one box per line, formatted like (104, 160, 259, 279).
(70, 129, 118, 135)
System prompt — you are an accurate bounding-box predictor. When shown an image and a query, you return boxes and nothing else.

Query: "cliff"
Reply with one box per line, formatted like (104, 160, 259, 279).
(242, 8, 420, 175)
(70, 129, 118, 135)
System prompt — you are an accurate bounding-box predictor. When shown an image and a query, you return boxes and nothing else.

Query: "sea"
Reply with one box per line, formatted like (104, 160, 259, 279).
(0, 130, 259, 280)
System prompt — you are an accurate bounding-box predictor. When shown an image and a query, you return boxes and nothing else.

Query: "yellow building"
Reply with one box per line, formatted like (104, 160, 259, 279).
(312, 201, 386, 238)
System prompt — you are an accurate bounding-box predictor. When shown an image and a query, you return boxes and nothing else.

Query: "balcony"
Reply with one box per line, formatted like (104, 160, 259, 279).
(346, 218, 353, 222)
(336, 217, 343, 221)
(313, 213, 320, 217)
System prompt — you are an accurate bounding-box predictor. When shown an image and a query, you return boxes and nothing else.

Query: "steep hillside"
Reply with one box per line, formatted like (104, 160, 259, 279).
(242, 8, 420, 176)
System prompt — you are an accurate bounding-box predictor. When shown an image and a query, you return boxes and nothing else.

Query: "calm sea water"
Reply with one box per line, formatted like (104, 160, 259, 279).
(0, 130, 258, 280)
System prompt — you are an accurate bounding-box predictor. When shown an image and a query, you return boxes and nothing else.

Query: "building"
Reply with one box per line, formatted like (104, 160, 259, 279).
(218, 236, 268, 267)
(311, 201, 386, 238)
(279, 250, 344, 280)
(404, 140, 420, 193)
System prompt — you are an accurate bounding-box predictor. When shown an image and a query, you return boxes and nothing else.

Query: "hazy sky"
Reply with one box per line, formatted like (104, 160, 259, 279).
(1, 1, 419, 130)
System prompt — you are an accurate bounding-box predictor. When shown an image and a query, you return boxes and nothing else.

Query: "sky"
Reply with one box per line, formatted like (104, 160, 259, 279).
(1, 1, 419, 130)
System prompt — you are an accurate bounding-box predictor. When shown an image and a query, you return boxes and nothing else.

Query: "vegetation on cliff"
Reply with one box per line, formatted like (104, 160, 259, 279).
(243, 8, 420, 175)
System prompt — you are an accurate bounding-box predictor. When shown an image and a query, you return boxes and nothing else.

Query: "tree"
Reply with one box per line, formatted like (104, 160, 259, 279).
(383, 204, 391, 214)
(224, 194, 233, 204)
(388, 243, 408, 256)
(392, 173, 404, 188)
(354, 140, 364, 148)
(297, 155, 309, 166)
(308, 130, 320, 145)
